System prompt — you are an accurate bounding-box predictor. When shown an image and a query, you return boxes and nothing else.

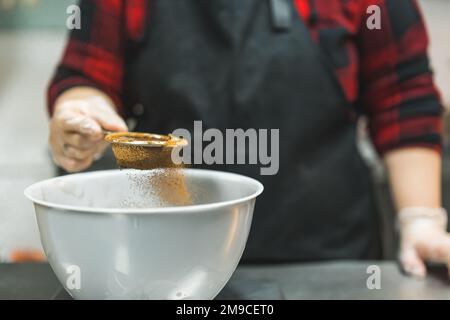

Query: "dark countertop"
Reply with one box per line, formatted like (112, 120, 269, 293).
(1, 261, 449, 300)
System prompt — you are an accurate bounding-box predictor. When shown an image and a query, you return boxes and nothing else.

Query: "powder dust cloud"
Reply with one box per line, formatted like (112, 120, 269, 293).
(105, 132, 192, 208)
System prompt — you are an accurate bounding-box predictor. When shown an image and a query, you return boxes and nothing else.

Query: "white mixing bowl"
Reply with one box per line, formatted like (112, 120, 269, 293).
(24, 169, 263, 300)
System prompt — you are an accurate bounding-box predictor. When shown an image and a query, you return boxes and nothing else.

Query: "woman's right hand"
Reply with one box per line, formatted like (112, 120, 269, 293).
(49, 87, 128, 172)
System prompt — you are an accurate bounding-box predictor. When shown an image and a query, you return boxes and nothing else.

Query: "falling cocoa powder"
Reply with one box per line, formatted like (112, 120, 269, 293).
(105, 132, 192, 207)
(120, 169, 192, 208)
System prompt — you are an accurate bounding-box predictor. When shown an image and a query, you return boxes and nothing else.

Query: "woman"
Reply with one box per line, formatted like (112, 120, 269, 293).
(48, 0, 449, 277)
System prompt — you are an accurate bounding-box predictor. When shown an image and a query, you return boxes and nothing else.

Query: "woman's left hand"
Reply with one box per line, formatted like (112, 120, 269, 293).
(384, 148, 446, 279)
(398, 208, 450, 278)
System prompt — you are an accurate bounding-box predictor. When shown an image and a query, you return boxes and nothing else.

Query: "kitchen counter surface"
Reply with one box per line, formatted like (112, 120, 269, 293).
(1, 261, 449, 300)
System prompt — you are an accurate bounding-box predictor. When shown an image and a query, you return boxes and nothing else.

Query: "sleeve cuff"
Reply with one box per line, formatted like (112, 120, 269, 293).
(47, 76, 123, 117)
(371, 115, 443, 155)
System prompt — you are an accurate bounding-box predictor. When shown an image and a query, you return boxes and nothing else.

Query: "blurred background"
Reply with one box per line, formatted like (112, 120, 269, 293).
(0, 0, 449, 262)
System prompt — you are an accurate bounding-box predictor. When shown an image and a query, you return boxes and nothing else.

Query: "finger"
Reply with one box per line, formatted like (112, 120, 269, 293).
(63, 132, 101, 150)
(58, 156, 93, 173)
(86, 96, 128, 132)
(59, 114, 103, 137)
(417, 235, 450, 263)
(90, 103, 128, 132)
(51, 142, 93, 172)
(62, 140, 108, 162)
(399, 246, 427, 279)
(63, 145, 96, 161)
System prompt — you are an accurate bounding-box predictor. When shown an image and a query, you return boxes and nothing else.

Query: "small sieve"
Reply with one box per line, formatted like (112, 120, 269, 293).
(104, 132, 188, 170)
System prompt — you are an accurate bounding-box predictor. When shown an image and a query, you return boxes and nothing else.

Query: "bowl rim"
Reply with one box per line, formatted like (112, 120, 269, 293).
(24, 169, 264, 215)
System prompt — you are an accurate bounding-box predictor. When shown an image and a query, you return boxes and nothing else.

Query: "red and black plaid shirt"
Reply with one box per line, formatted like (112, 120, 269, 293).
(48, 0, 443, 155)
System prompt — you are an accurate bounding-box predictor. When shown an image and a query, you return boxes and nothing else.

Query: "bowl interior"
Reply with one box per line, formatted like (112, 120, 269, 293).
(25, 169, 263, 212)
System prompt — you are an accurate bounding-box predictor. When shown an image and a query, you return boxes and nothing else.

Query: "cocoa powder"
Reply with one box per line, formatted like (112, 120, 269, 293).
(105, 132, 192, 207)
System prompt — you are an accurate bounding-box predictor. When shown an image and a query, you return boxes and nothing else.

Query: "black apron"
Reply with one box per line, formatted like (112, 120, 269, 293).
(125, 0, 382, 262)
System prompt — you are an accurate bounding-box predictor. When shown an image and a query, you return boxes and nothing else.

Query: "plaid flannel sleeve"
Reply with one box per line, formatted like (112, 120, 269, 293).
(358, 0, 443, 154)
(47, 0, 127, 116)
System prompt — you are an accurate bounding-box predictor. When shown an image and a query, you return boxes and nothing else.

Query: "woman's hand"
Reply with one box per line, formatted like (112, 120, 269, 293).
(384, 147, 447, 278)
(398, 207, 450, 278)
(49, 87, 128, 172)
